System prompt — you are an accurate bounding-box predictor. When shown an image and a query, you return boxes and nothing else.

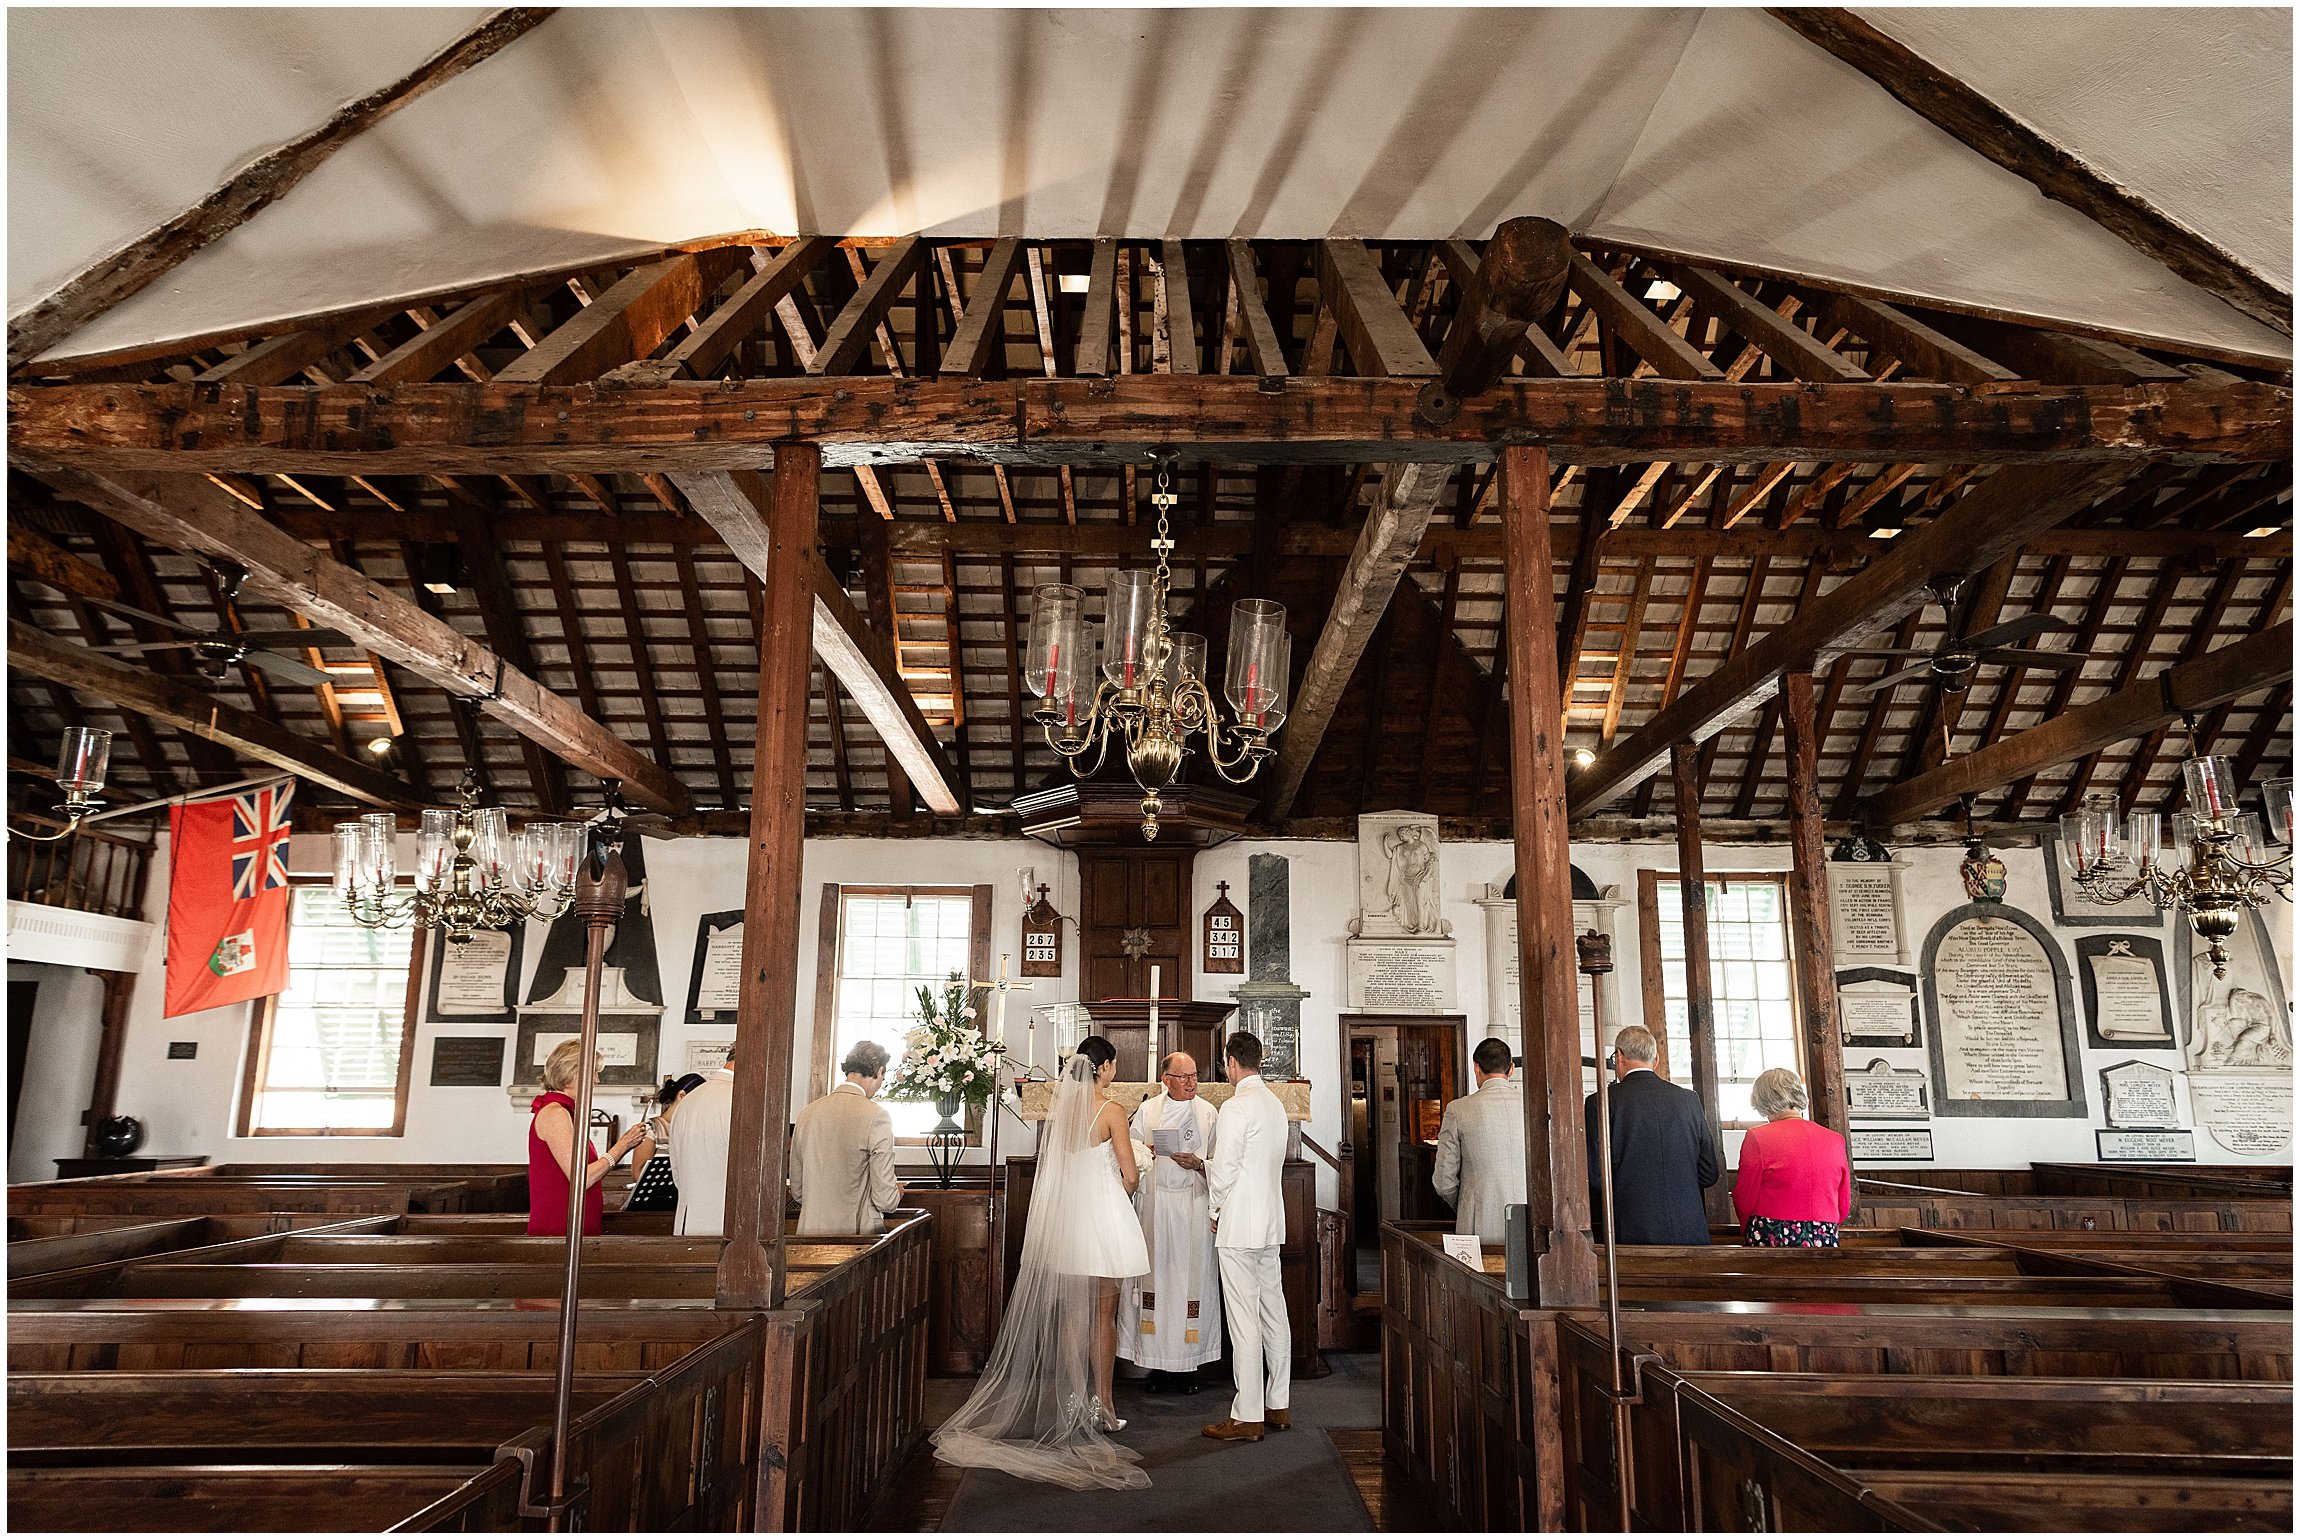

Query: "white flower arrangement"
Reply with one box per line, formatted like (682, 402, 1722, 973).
(881, 972, 1003, 1109)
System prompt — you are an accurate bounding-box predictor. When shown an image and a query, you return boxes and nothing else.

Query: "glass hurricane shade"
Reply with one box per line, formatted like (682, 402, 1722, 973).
(1024, 585, 1085, 696)
(1101, 569, 1158, 688)
(1225, 600, 1291, 731)
(416, 809, 457, 894)
(54, 727, 112, 799)
(2184, 754, 2239, 827)
(1171, 632, 1208, 685)
(2263, 777, 2295, 846)
(341, 809, 585, 905)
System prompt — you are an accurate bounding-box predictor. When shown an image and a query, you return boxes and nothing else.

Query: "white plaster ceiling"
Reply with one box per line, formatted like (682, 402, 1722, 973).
(8, 6, 2291, 361)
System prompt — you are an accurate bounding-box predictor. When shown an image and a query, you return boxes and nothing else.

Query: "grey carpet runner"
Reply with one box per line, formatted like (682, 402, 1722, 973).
(937, 1351, 1382, 1532)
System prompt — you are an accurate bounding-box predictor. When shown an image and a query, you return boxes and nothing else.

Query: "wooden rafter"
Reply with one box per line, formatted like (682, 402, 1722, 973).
(1865, 622, 2296, 826)
(7, 9, 559, 368)
(38, 466, 690, 812)
(1770, 9, 2290, 335)
(1571, 460, 2134, 812)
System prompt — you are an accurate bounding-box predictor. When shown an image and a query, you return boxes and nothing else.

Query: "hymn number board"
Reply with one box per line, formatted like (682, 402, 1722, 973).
(1020, 884, 1064, 978)
(1203, 882, 1245, 975)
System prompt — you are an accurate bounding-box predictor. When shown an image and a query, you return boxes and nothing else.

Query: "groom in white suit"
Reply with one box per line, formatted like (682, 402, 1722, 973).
(1202, 1031, 1291, 1442)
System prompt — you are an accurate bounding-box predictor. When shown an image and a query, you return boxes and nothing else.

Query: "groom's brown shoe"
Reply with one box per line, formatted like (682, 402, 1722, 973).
(1266, 1408, 1292, 1431)
(1201, 1418, 1265, 1442)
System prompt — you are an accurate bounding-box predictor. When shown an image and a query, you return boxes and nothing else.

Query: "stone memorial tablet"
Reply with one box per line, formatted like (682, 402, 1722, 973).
(685, 1039, 734, 1075)
(685, 911, 744, 1023)
(2097, 1129, 2196, 1162)
(426, 926, 521, 1023)
(2189, 1072, 2294, 1157)
(430, 1035, 506, 1087)
(1845, 1057, 1930, 1119)
(1838, 969, 1920, 1047)
(1828, 862, 1904, 962)
(2078, 935, 2173, 1048)
(1922, 904, 2086, 1118)
(1849, 1128, 1934, 1162)
(2098, 1059, 2181, 1130)
(1346, 940, 1459, 1012)
(2182, 909, 2293, 1074)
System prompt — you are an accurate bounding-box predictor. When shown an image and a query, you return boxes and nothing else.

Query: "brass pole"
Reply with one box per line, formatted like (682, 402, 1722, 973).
(1576, 927, 1633, 1532)
(548, 833, 629, 1524)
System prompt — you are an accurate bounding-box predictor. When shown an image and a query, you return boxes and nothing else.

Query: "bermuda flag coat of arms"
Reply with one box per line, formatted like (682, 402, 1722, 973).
(165, 779, 296, 1017)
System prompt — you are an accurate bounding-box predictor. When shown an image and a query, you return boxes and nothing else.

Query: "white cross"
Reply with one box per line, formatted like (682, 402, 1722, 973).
(971, 952, 1036, 1068)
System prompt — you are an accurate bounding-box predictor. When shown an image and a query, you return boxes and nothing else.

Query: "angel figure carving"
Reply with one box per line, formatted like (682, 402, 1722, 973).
(1383, 824, 1442, 935)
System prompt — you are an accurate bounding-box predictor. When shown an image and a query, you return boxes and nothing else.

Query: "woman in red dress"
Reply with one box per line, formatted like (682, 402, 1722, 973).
(529, 1037, 647, 1236)
(1732, 1068, 1852, 1247)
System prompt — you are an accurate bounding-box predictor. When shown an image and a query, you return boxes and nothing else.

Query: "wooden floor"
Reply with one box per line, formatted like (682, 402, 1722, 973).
(1328, 1428, 1427, 1532)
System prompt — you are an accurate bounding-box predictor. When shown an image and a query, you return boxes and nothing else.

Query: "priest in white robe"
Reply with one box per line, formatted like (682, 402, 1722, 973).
(1119, 1052, 1224, 1390)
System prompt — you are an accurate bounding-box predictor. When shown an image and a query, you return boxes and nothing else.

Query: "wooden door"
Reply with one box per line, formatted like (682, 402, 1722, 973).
(1076, 848, 1194, 1001)
(1395, 1019, 1461, 1222)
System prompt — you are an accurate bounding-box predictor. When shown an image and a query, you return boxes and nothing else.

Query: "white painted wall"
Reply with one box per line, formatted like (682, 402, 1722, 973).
(18, 828, 2290, 1189)
(7, 962, 108, 1184)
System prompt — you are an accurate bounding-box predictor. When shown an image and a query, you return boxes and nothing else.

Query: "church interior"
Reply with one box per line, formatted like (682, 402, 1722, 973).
(4, 5, 2294, 1532)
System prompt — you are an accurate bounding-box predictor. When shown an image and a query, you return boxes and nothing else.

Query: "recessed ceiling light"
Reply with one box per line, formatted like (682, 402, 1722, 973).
(2244, 525, 2283, 538)
(365, 735, 394, 757)
(1573, 748, 1597, 769)
(422, 580, 457, 595)
(1644, 279, 1681, 303)
(1868, 524, 1903, 541)
(1058, 273, 1091, 294)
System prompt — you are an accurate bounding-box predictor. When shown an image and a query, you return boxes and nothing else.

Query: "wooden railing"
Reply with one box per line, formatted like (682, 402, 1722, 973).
(5, 816, 150, 919)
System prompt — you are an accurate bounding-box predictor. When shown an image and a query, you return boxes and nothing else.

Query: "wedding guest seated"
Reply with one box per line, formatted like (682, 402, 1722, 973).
(528, 1038, 647, 1236)
(1732, 1067, 1852, 1248)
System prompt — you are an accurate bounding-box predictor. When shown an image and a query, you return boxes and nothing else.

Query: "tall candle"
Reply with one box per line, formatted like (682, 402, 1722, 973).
(1149, 964, 1161, 1041)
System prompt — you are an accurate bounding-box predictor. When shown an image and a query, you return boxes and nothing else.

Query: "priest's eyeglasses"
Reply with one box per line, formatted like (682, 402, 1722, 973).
(1163, 1071, 1199, 1085)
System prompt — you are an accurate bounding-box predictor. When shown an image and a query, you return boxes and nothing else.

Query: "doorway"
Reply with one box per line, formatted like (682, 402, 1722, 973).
(8, 980, 36, 1156)
(1337, 1014, 1463, 1295)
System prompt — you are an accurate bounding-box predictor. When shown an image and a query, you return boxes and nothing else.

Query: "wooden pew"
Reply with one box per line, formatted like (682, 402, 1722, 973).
(1557, 1317, 2295, 1531)
(8, 1214, 370, 1280)
(9, 1178, 483, 1216)
(9, 1464, 504, 1532)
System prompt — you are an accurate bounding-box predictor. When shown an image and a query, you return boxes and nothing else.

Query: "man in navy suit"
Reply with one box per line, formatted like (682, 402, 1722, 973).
(1585, 1025, 1718, 1245)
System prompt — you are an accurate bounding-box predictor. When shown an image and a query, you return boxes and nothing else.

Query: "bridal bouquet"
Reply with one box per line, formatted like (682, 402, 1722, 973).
(882, 972, 1002, 1110)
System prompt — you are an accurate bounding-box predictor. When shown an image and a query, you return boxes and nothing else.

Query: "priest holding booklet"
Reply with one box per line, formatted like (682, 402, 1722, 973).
(1118, 1051, 1224, 1392)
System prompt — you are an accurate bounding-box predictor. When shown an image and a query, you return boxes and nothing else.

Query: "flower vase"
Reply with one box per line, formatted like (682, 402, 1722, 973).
(927, 1093, 966, 1188)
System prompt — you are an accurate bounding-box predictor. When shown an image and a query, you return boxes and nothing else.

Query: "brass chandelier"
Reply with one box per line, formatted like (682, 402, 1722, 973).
(334, 769, 590, 944)
(2060, 747, 2293, 977)
(1025, 457, 1290, 840)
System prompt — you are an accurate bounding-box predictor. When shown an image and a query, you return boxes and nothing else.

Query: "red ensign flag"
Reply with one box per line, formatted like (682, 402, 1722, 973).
(164, 780, 296, 1018)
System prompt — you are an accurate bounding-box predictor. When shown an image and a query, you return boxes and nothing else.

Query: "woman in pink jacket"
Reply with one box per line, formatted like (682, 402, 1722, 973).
(1732, 1068, 1852, 1247)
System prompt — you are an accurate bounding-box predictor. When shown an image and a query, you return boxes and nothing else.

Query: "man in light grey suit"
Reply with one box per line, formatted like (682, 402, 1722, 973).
(788, 1040, 904, 1236)
(1202, 1032, 1292, 1443)
(1433, 1037, 1527, 1245)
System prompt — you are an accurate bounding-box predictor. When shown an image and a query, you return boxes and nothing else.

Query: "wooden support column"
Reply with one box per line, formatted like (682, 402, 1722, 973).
(715, 442, 819, 1310)
(1500, 444, 1596, 1307)
(1781, 671, 1847, 1136)
(1670, 744, 1732, 1224)
(78, 969, 136, 1158)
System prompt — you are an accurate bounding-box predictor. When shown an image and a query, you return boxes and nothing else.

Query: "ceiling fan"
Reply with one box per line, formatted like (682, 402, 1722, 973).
(1843, 578, 2089, 700)
(76, 566, 350, 688)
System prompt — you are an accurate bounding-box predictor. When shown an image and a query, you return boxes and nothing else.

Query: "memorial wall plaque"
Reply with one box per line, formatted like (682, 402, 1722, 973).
(2097, 1059, 2181, 1130)
(1845, 1057, 1931, 1119)
(2180, 908, 2293, 1074)
(425, 927, 522, 1023)
(1346, 941, 1459, 1012)
(684, 911, 744, 1023)
(1828, 862, 1905, 963)
(2189, 1073, 2294, 1157)
(2077, 935, 2173, 1048)
(1849, 1127, 1934, 1162)
(2097, 1129, 2197, 1161)
(1838, 969, 1921, 1047)
(1922, 903, 2086, 1118)
(430, 1036, 507, 1087)
(685, 1039, 734, 1075)
(1351, 811, 1451, 939)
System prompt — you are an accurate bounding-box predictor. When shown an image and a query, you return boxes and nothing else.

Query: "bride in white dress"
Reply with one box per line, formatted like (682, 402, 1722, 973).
(932, 1036, 1151, 1490)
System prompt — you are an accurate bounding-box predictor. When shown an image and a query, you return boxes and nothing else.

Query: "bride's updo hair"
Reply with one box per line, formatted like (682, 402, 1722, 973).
(1073, 1035, 1118, 1074)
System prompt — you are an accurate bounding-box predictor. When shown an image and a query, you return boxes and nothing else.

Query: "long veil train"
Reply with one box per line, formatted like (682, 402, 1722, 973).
(931, 1054, 1150, 1490)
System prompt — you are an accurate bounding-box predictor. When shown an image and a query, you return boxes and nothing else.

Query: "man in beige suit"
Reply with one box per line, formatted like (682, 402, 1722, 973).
(1433, 1037, 1527, 1245)
(1202, 1031, 1291, 1443)
(789, 1041, 904, 1236)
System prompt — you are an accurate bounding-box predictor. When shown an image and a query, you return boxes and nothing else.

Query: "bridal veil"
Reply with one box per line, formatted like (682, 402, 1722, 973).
(930, 1054, 1150, 1490)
